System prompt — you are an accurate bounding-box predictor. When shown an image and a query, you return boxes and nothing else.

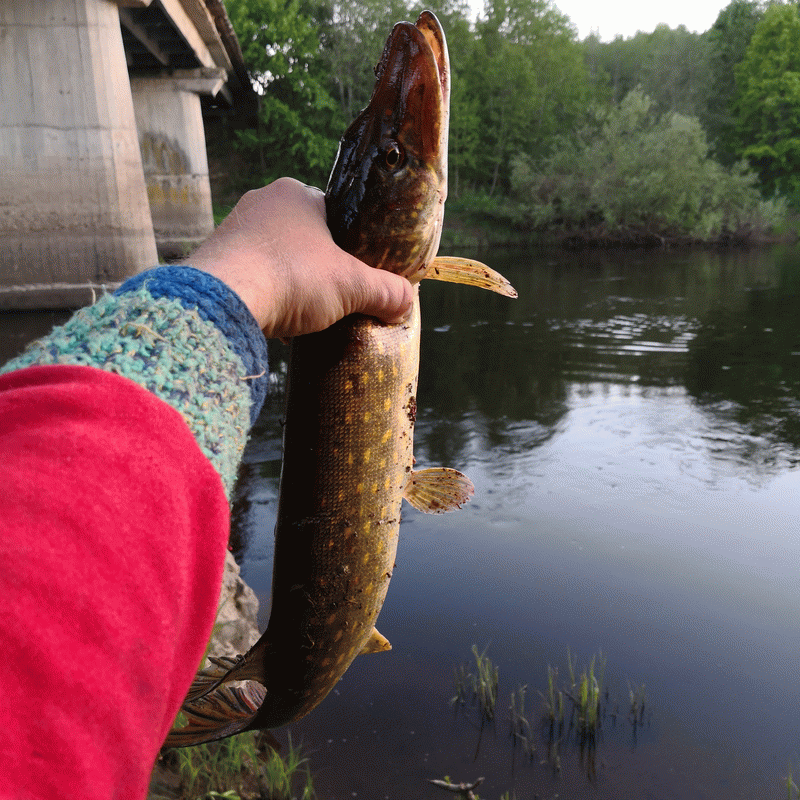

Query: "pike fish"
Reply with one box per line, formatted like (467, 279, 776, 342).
(165, 10, 515, 747)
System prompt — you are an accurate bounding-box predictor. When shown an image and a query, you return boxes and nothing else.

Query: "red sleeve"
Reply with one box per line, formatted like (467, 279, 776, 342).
(0, 365, 231, 800)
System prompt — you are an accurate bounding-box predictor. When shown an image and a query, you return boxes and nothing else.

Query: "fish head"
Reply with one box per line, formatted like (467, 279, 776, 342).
(325, 11, 450, 283)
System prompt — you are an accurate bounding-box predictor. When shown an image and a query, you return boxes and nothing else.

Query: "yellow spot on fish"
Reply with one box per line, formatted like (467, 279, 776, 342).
(344, 380, 353, 392)
(379, 506, 387, 517)
(362, 373, 369, 385)
(364, 411, 371, 422)
(377, 341, 385, 354)
(384, 476, 391, 490)
(356, 482, 363, 494)
(384, 398, 391, 411)
(392, 362, 398, 377)
(364, 582, 374, 594)
(363, 449, 371, 463)
(381, 429, 392, 443)
(362, 552, 370, 564)
(348, 452, 354, 465)
(372, 482, 378, 494)
(345, 412, 352, 424)
(377, 369, 384, 381)
(380, 458, 386, 469)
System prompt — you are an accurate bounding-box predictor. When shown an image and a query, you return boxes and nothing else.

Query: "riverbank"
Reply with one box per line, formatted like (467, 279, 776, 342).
(440, 197, 799, 252)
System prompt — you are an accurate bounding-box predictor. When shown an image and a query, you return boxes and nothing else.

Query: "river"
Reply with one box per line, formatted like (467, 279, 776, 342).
(3, 245, 799, 798)
(234, 244, 800, 800)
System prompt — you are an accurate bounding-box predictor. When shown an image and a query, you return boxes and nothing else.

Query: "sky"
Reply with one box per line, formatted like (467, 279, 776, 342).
(471, 0, 730, 41)
(552, 0, 728, 40)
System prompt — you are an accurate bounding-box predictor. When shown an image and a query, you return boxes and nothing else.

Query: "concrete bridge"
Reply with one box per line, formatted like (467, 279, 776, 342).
(0, 0, 255, 308)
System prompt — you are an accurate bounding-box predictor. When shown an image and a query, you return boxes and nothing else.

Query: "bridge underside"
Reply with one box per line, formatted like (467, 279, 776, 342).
(0, 0, 252, 309)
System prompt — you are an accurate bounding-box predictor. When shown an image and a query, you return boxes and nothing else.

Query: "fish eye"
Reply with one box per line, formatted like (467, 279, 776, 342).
(383, 142, 404, 170)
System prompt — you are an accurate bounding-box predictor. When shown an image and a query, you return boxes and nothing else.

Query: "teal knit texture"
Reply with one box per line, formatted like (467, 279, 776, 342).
(0, 286, 252, 496)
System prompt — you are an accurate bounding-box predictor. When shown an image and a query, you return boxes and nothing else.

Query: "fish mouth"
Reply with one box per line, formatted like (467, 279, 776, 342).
(371, 11, 450, 170)
(325, 12, 450, 276)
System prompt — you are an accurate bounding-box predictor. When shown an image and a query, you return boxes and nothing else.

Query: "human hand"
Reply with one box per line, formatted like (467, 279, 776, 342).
(186, 178, 415, 339)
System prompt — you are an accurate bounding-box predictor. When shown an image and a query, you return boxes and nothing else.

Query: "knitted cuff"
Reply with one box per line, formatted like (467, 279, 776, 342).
(117, 266, 269, 426)
(0, 281, 257, 498)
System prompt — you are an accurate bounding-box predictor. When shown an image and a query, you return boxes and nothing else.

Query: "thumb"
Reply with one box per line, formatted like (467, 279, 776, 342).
(350, 267, 416, 324)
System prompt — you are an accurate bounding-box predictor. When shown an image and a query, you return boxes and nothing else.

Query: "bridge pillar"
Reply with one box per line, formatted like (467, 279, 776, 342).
(0, 0, 158, 309)
(130, 70, 225, 260)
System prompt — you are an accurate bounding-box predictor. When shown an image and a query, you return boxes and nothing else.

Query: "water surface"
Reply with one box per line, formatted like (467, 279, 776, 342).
(237, 244, 800, 799)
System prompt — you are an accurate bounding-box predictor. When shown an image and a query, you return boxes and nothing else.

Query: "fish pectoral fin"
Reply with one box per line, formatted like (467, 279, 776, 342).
(426, 256, 518, 298)
(164, 681, 267, 748)
(403, 467, 475, 513)
(360, 627, 392, 655)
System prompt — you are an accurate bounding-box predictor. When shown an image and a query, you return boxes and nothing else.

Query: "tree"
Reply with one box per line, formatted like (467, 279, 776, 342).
(584, 26, 711, 119)
(470, 0, 589, 194)
(732, 2, 800, 204)
(704, 0, 763, 163)
(226, 0, 342, 187)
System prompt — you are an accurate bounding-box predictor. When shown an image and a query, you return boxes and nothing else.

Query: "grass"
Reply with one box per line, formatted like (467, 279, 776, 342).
(161, 729, 316, 800)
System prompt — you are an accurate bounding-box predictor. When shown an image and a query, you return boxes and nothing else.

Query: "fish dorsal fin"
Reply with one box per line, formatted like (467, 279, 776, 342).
(403, 467, 474, 513)
(426, 256, 517, 297)
(360, 627, 392, 655)
(164, 682, 267, 747)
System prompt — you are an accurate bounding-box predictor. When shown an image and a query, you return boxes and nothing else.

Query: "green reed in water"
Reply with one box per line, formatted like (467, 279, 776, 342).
(451, 644, 499, 724)
(786, 764, 799, 799)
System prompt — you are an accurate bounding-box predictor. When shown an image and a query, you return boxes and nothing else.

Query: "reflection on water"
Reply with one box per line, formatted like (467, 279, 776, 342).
(236, 245, 800, 800)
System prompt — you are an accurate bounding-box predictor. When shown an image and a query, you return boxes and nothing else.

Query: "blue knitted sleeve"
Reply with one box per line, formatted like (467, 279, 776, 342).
(0, 266, 270, 497)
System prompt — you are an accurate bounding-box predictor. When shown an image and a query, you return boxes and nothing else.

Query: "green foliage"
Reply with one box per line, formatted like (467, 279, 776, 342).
(466, 0, 589, 195)
(226, 0, 341, 187)
(732, 2, 800, 205)
(704, 0, 764, 163)
(511, 89, 786, 241)
(583, 25, 712, 119)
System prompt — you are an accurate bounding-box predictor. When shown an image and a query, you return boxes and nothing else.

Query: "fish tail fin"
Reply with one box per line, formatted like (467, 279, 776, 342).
(426, 256, 517, 297)
(182, 655, 241, 702)
(164, 682, 267, 748)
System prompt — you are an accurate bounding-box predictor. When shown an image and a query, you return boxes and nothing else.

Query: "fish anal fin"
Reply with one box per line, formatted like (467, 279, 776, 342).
(403, 467, 474, 513)
(360, 627, 392, 655)
(164, 682, 266, 748)
(426, 256, 518, 298)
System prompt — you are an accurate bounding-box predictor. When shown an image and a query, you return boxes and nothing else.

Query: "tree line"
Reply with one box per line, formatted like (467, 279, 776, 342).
(217, 0, 800, 243)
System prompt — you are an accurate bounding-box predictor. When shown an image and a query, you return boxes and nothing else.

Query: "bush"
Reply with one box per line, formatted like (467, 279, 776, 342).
(511, 89, 787, 241)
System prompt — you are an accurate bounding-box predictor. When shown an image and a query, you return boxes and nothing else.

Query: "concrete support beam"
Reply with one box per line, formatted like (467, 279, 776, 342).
(131, 71, 222, 259)
(0, 0, 158, 309)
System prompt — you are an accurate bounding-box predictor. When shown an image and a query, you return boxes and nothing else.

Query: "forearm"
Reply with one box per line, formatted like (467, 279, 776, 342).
(1, 266, 269, 494)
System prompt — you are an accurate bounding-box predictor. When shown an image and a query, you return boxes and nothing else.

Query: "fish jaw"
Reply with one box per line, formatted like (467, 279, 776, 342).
(325, 12, 450, 283)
